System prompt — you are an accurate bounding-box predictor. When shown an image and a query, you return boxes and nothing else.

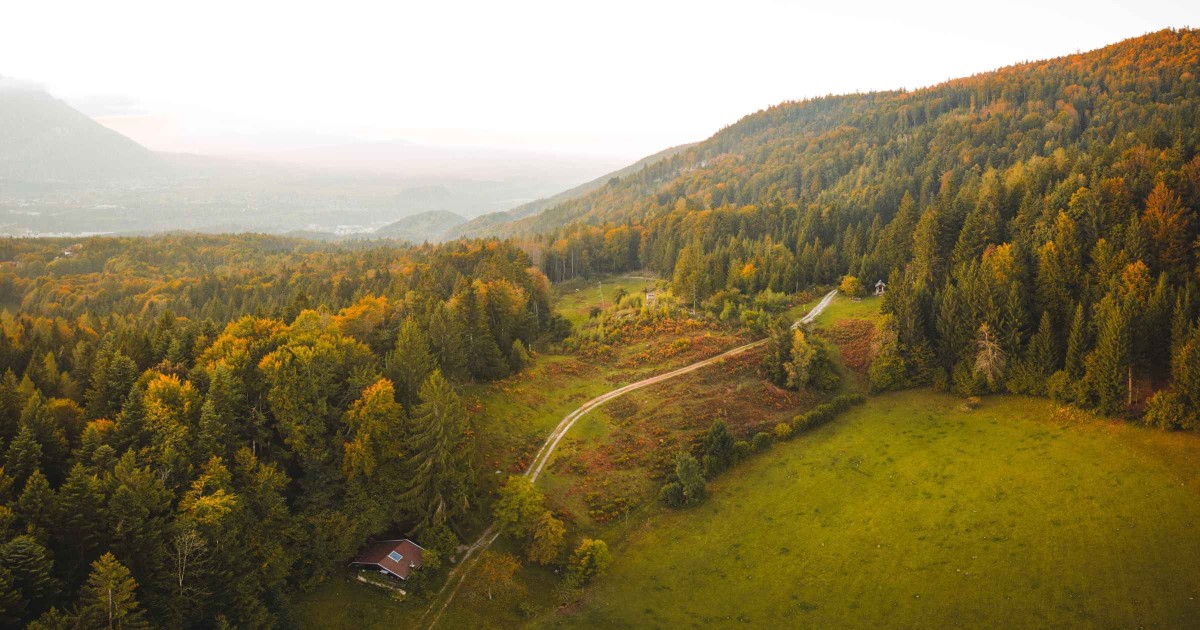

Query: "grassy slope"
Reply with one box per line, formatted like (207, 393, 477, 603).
(544, 390, 1200, 628)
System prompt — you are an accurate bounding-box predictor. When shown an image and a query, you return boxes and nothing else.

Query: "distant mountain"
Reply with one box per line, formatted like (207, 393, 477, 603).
(447, 142, 695, 239)
(373, 209, 466, 243)
(0, 79, 166, 181)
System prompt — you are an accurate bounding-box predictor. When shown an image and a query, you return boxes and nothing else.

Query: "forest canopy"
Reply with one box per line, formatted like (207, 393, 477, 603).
(0, 235, 561, 627)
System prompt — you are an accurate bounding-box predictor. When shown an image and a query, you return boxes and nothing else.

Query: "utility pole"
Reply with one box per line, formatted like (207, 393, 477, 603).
(598, 280, 604, 308)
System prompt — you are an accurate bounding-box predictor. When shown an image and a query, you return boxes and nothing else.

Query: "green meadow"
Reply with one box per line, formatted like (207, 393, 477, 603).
(544, 391, 1200, 628)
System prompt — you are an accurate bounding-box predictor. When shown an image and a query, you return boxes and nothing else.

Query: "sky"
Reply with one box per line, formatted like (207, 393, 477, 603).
(3, 0, 1198, 161)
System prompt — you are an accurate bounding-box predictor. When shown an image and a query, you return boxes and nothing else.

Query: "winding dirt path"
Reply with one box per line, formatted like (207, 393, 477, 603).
(420, 290, 838, 629)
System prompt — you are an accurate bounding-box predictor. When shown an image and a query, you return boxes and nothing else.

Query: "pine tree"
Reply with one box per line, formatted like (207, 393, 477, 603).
(79, 552, 148, 630)
(400, 371, 472, 532)
(760, 325, 792, 387)
(701, 420, 735, 477)
(1064, 302, 1088, 380)
(1085, 293, 1130, 414)
(0, 369, 22, 447)
(0, 535, 58, 622)
(1026, 311, 1059, 387)
(4, 423, 42, 493)
(426, 302, 469, 382)
(384, 319, 434, 408)
(15, 469, 55, 545)
(1170, 329, 1200, 410)
(197, 365, 243, 460)
(460, 286, 509, 382)
(54, 463, 106, 586)
(112, 386, 148, 454)
(85, 348, 137, 421)
(1141, 182, 1190, 276)
(909, 206, 942, 286)
(18, 394, 67, 483)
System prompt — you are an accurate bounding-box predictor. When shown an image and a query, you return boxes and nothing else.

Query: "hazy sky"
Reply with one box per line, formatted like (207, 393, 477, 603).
(3, 0, 1197, 160)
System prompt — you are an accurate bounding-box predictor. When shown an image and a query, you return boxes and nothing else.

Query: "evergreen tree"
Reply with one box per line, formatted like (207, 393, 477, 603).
(384, 319, 434, 408)
(426, 302, 469, 382)
(459, 287, 509, 381)
(760, 325, 792, 387)
(0, 535, 58, 623)
(54, 463, 107, 586)
(1064, 302, 1088, 380)
(700, 420, 735, 477)
(400, 371, 472, 532)
(1085, 293, 1131, 414)
(4, 423, 42, 492)
(0, 369, 22, 447)
(16, 469, 55, 545)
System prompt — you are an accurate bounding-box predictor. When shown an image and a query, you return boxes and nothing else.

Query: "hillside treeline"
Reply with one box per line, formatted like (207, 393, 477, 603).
(531, 29, 1200, 426)
(0, 235, 559, 627)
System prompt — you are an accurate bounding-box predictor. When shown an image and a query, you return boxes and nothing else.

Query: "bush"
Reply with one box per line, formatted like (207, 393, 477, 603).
(752, 431, 773, 451)
(773, 422, 792, 440)
(868, 352, 909, 393)
(658, 482, 684, 508)
(660, 453, 706, 509)
(1143, 391, 1194, 430)
(732, 440, 751, 463)
(791, 394, 865, 434)
(1046, 370, 1076, 403)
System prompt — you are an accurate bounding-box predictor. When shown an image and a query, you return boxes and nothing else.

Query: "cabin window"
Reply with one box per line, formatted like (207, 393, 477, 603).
(388, 551, 403, 562)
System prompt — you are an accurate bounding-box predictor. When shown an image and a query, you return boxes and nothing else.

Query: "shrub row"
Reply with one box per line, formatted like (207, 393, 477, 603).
(789, 394, 866, 435)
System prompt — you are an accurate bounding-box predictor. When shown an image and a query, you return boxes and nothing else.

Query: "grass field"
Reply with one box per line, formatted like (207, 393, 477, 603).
(541, 390, 1200, 628)
(555, 275, 659, 326)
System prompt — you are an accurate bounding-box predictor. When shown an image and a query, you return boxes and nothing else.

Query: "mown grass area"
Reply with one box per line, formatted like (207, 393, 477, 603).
(541, 390, 1200, 629)
(295, 575, 408, 629)
(813, 293, 884, 326)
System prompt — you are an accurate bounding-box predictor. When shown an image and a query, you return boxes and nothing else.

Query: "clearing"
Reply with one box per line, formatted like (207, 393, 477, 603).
(542, 390, 1200, 628)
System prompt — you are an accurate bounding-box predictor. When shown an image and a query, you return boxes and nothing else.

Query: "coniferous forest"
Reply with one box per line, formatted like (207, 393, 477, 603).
(528, 29, 1200, 426)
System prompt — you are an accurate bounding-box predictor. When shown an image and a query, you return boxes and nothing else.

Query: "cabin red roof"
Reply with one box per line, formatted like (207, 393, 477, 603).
(351, 539, 424, 580)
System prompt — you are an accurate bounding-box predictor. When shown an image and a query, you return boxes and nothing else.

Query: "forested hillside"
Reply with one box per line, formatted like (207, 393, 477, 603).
(528, 29, 1200, 425)
(0, 235, 560, 627)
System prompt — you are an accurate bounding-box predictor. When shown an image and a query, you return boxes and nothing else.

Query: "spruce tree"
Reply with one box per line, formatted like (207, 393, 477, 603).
(4, 424, 42, 493)
(1085, 293, 1130, 414)
(1026, 311, 1059, 384)
(426, 302, 468, 382)
(400, 371, 472, 532)
(0, 369, 22, 447)
(1064, 302, 1088, 380)
(0, 535, 58, 622)
(15, 469, 55, 546)
(384, 319, 434, 408)
(54, 463, 106, 586)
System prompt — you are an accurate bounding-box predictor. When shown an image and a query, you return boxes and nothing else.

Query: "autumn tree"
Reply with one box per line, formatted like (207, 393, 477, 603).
(78, 553, 147, 630)
(565, 538, 611, 588)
